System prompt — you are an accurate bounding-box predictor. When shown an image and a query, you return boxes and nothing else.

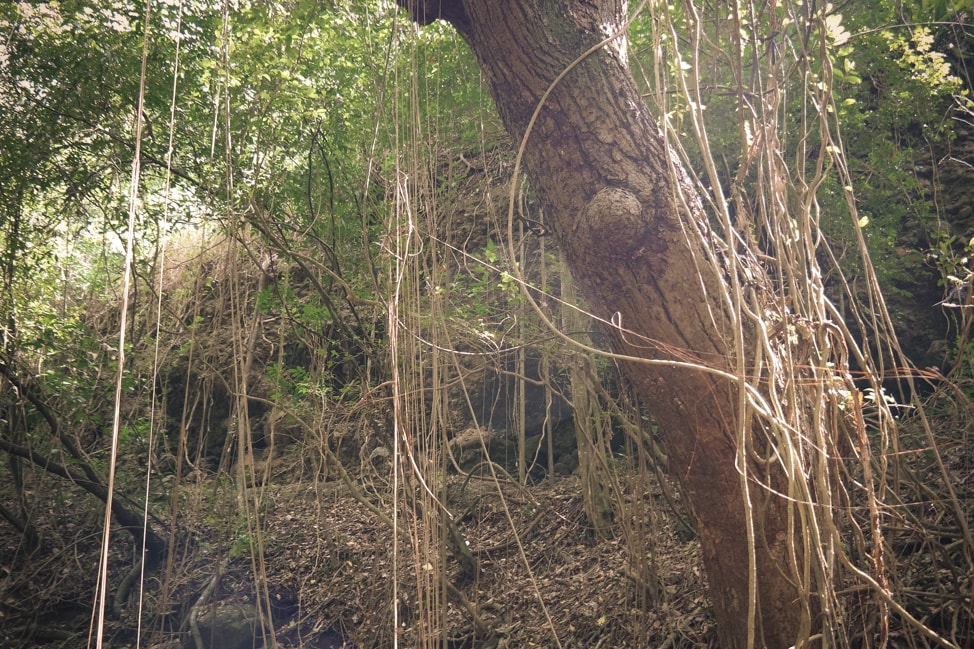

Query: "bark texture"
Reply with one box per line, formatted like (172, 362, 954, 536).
(398, 1, 812, 647)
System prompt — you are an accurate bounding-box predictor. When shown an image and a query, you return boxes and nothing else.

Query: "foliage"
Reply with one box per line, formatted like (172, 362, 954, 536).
(629, 2, 966, 296)
(827, 9, 962, 265)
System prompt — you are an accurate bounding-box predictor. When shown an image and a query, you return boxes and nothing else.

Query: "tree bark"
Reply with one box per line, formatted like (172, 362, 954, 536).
(397, 2, 813, 647)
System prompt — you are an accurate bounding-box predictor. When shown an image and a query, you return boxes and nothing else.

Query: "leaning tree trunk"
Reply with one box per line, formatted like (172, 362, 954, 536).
(399, 2, 817, 647)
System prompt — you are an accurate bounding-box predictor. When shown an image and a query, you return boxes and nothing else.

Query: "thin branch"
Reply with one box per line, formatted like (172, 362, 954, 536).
(0, 438, 167, 564)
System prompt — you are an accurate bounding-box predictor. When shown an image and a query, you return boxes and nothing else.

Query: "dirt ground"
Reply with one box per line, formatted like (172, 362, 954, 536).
(0, 462, 716, 648)
(2, 407, 972, 648)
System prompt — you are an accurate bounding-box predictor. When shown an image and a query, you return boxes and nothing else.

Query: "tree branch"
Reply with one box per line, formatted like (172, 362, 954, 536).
(0, 437, 167, 564)
(0, 358, 102, 483)
(22, 90, 204, 189)
(0, 360, 166, 562)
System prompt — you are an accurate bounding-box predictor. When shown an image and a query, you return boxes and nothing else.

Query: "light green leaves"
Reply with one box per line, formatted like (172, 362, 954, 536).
(824, 13, 850, 47)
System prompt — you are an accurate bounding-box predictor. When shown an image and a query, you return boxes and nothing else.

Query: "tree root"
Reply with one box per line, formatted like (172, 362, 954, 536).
(112, 557, 144, 618)
(185, 559, 227, 649)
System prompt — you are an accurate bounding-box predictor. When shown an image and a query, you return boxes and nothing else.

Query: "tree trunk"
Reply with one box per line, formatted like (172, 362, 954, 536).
(399, 2, 814, 647)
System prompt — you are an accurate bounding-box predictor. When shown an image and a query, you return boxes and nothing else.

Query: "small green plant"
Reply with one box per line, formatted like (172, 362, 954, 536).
(229, 529, 256, 559)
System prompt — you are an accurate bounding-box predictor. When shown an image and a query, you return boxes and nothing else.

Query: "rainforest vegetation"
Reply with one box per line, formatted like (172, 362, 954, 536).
(1, 1, 973, 648)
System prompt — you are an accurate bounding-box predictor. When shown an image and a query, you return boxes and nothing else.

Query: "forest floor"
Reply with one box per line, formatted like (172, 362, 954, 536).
(0, 459, 716, 649)
(245, 469, 716, 649)
(1, 404, 972, 648)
